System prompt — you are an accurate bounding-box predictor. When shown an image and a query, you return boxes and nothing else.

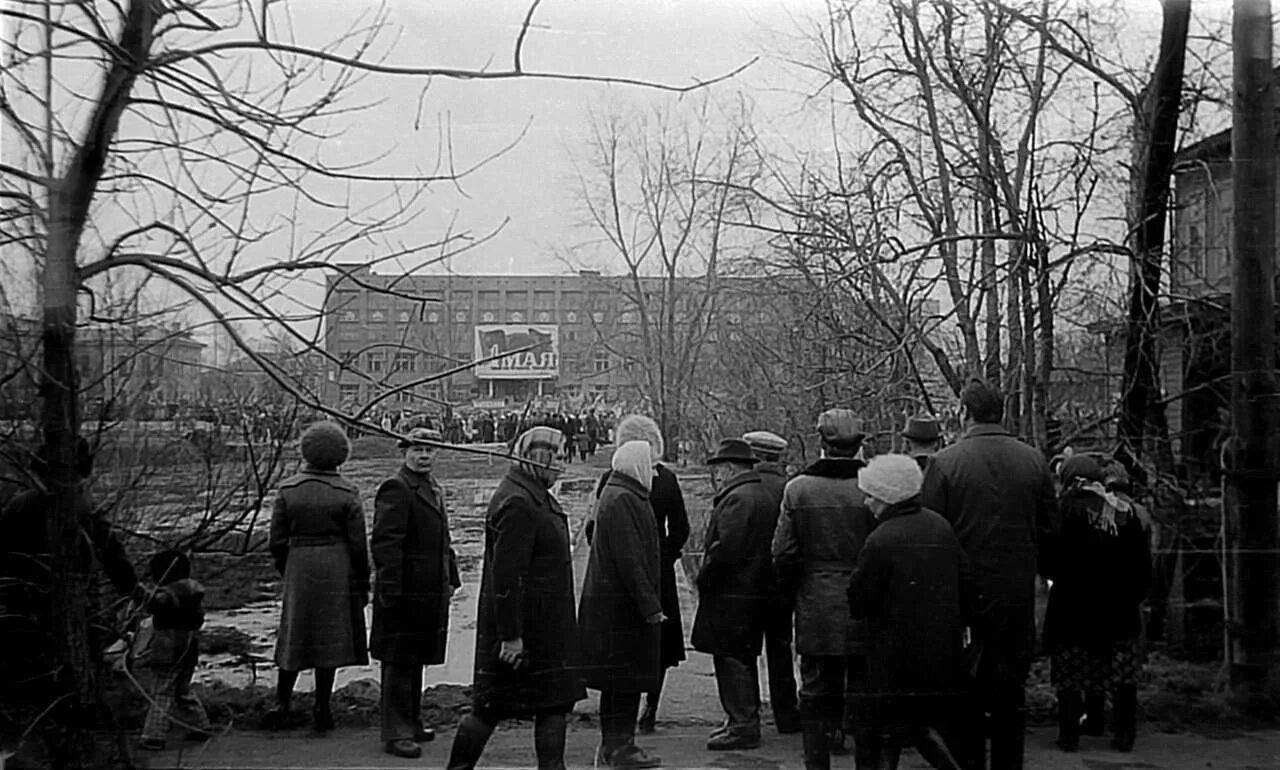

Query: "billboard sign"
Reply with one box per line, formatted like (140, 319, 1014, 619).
(473, 325, 559, 380)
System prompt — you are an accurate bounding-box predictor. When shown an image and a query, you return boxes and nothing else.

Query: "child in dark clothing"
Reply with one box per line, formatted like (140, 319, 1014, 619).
(138, 550, 211, 750)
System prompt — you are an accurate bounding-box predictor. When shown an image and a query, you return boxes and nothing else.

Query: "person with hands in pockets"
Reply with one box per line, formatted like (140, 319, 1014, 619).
(370, 426, 461, 759)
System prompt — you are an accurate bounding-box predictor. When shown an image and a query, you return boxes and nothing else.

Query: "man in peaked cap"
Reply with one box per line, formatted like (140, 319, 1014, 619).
(901, 416, 943, 472)
(691, 439, 777, 751)
(742, 430, 800, 735)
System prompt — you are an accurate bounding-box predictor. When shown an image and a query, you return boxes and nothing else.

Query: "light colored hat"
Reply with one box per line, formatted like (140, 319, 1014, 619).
(611, 440, 654, 491)
(300, 421, 350, 470)
(615, 414, 664, 461)
(857, 454, 924, 505)
(513, 425, 564, 457)
(742, 430, 787, 459)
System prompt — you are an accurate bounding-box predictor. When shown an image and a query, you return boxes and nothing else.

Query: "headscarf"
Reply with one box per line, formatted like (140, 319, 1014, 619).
(513, 426, 565, 487)
(1061, 454, 1130, 535)
(614, 414, 664, 463)
(611, 440, 655, 491)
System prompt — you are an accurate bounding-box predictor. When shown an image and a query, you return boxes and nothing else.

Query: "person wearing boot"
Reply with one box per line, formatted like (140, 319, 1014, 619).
(263, 421, 369, 733)
(691, 438, 778, 751)
(921, 379, 1057, 770)
(1040, 455, 1150, 754)
(370, 426, 462, 758)
(593, 415, 690, 736)
(848, 454, 973, 770)
(743, 429, 801, 736)
(446, 427, 585, 770)
(580, 441, 665, 768)
(773, 410, 874, 770)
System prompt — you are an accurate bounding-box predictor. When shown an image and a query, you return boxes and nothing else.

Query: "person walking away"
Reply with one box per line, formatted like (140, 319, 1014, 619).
(370, 426, 462, 758)
(847, 455, 971, 770)
(691, 438, 778, 751)
(920, 379, 1057, 770)
(138, 551, 212, 751)
(592, 415, 690, 735)
(580, 441, 665, 768)
(264, 421, 370, 732)
(1040, 456, 1150, 753)
(446, 427, 585, 770)
(772, 409, 875, 770)
(901, 416, 943, 471)
(743, 429, 800, 735)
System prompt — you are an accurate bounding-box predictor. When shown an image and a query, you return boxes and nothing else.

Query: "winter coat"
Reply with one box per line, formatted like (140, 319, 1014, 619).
(773, 457, 874, 656)
(847, 499, 975, 728)
(369, 467, 461, 665)
(594, 464, 690, 668)
(1040, 485, 1151, 652)
(691, 469, 777, 659)
(271, 469, 370, 669)
(473, 466, 585, 714)
(144, 578, 205, 672)
(579, 472, 663, 692)
(919, 423, 1056, 680)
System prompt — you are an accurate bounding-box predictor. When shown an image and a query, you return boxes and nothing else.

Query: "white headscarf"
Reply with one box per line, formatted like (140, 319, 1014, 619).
(611, 440, 655, 491)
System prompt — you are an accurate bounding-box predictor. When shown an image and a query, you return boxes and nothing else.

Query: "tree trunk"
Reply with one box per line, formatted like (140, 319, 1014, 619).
(1118, 0, 1190, 463)
(1225, 0, 1280, 712)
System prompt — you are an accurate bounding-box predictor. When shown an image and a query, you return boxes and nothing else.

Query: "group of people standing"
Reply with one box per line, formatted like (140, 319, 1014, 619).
(252, 375, 1150, 770)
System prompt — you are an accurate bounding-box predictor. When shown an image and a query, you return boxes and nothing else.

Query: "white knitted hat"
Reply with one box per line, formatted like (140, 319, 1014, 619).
(857, 454, 924, 505)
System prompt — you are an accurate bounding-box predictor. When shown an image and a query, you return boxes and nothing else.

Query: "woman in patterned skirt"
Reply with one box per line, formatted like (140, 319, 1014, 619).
(1040, 454, 1151, 753)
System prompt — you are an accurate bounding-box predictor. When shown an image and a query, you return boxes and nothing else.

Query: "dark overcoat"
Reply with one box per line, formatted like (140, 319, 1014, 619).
(369, 467, 461, 665)
(847, 499, 975, 728)
(473, 466, 585, 714)
(773, 457, 874, 656)
(919, 423, 1056, 685)
(594, 464, 690, 668)
(579, 472, 663, 692)
(691, 469, 777, 659)
(1040, 487, 1151, 652)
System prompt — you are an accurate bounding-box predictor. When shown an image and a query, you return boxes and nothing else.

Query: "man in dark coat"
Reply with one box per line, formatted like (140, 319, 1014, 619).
(691, 438, 778, 751)
(902, 415, 943, 471)
(848, 454, 971, 770)
(920, 380, 1057, 770)
(743, 429, 800, 735)
(579, 440, 664, 768)
(772, 410, 875, 770)
(446, 427, 585, 770)
(370, 426, 461, 759)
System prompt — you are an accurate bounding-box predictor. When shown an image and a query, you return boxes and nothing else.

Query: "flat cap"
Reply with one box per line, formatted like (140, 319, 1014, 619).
(399, 426, 444, 449)
(817, 408, 863, 447)
(742, 430, 788, 456)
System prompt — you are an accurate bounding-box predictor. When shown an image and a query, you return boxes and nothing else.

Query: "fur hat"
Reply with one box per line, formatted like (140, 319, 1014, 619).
(615, 414, 664, 461)
(857, 454, 924, 505)
(300, 421, 350, 471)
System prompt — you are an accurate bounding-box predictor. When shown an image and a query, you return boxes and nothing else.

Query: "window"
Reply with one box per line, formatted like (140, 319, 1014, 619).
(478, 290, 500, 310)
(504, 290, 529, 311)
(593, 349, 610, 373)
(338, 384, 360, 403)
(367, 352, 385, 373)
(534, 291, 556, 310)
(393, 352, 417, 373)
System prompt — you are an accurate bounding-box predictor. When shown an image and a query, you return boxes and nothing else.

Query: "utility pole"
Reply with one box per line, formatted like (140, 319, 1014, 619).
(1226, 0, 1280, 712)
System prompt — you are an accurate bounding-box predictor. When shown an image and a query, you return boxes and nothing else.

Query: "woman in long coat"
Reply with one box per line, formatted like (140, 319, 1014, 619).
(848, 454, 970, 770)
(266, 421, 369, 732)
(370, 427, 461, 758)
(580, 441, 665, 767)
(1040, 455, 1150, 753)
(445, 427, 584, 770)
(593, 413, 690, 734)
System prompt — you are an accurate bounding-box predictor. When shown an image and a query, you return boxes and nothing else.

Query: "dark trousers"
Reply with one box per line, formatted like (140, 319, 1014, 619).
(713, 655, 761, 737)
(798, 654, 863, 722)
(764, 605, 798, 717)
(449, 709, 567, 770)
(599, 690, 642, 755)
(960, 659, 1027, 770)
(380, 663, 424, 742)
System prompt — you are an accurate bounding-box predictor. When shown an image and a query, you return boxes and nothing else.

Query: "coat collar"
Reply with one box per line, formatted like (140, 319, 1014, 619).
(963, 423, 1012, 440)
(756, 461, 787, 480)
(605, 471, 651, 499)
(800, 457, 864, 479)
(713, 469, 761, 504)
(398, 466, 442, 512)
(506, 464, 551, 505)
(875, 496, 923, 523)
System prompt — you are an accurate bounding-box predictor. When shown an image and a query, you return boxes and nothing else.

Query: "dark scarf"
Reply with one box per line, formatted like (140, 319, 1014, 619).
(800, 456, 865, 479)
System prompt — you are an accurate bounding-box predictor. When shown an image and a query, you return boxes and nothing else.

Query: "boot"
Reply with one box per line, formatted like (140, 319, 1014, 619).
(989, 707, 1025, 770)
(1055, 690, 1082, 752)
(802, 718, 830, 770)
(1110, 685, 1137, 753)
(638, 699, 657, 735)
(914, 727, 962, 770)
(1082, 691, 1106, 736)
(446, 714, 495, 770)
(534, 712, 567, 770)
